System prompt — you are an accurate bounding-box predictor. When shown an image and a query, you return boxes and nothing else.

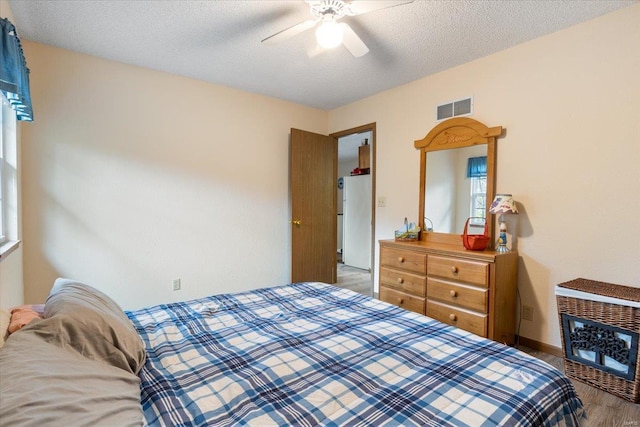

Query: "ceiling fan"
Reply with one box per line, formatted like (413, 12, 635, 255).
(261, 0, 414, 57)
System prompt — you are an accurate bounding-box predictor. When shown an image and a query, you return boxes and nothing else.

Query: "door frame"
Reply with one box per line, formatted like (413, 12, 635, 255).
(331, 123, 376, 294)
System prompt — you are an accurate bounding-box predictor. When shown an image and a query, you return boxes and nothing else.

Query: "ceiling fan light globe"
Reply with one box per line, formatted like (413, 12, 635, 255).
(316, 21, 344, 49)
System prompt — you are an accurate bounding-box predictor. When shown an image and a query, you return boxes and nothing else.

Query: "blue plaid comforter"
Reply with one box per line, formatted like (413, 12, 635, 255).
(127, 282, 585, 426)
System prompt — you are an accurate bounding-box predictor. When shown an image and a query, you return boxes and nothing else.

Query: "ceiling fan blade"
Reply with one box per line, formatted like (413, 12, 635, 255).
(345, 0, 414, 16)
(261, 19, 318, 45)
(342, 23, 369, 57)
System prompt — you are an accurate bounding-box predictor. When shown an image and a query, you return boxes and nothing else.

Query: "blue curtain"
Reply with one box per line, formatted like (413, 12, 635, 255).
(0, 18, 33, 121)
(466, 156, 487, 178)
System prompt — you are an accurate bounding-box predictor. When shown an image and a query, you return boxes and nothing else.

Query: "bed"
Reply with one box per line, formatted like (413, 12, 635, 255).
(0, 279, 585, 426)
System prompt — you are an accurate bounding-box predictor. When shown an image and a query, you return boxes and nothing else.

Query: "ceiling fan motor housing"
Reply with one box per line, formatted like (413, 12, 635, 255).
(309, 0, 349, 20)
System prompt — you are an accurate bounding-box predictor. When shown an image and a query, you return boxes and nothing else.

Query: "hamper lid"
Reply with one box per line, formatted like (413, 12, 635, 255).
(556, 278, 640, 308)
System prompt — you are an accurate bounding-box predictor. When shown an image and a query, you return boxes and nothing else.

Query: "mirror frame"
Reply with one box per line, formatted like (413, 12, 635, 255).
(415, 117, 503, 248)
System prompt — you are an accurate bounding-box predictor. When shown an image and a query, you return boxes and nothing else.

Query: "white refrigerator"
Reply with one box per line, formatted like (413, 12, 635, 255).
(342, 175, 372, 270)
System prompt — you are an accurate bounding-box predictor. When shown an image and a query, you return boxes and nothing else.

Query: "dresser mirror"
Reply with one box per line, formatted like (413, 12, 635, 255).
(414, 117, 503, 247)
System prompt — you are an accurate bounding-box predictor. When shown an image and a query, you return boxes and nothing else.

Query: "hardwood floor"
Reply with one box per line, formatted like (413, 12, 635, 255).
(334, 263, 372, 296)
(518, 346, 640, 426)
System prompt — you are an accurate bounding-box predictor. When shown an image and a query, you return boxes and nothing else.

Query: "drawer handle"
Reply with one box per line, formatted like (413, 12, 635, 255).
(449, 290, 457, 297)
(451, 266, 458, 274)
(449, 313, 457, 321)
(398, 257, 405, 263)
(397, 277, 404, 284)
(398, 298, 404, 305)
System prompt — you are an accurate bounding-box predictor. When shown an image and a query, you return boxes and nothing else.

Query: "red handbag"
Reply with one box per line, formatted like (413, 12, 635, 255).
(461, 217, 489, 251)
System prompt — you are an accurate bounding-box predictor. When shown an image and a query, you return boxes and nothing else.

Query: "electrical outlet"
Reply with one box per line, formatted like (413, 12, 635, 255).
(172, 278, 181, 291)
(377, 196, 387, 207)
(522, 305, 533, 321)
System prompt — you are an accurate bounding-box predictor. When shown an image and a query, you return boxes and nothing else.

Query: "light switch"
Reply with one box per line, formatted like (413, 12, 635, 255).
(377, 196, 386, 207)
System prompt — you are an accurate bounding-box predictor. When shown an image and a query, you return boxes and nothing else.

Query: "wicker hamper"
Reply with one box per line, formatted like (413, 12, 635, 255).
(556, 278, 640, 403)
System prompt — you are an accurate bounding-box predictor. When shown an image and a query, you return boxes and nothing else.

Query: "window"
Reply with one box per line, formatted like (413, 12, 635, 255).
(466, 156, 487, 226)
(0, 17, 30, 254)
(469, 175, 487, 222)
(0, 93, 17, 247)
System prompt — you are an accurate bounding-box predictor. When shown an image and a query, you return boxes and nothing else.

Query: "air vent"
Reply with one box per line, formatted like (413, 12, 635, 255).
(436, 97, 473, 121)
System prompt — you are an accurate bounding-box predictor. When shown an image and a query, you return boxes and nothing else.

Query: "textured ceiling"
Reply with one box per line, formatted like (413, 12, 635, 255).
(8, 0, 637, 110)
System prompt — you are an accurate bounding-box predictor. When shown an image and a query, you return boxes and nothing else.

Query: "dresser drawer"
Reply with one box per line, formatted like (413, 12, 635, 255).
(427, 278, 488, 312)
(380, 286, 425, 315)
(427, 255, 489, 287)
(380, 267, 426, 297)
(427, 300, 488, 337)
(380, 248, 427, 274)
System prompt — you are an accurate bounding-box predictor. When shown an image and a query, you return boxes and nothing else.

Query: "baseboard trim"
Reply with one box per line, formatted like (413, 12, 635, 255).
(516, 335, 563, 358)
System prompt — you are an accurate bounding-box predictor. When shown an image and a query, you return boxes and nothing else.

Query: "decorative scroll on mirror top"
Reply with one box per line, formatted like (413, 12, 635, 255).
(414, 118, 503, 247)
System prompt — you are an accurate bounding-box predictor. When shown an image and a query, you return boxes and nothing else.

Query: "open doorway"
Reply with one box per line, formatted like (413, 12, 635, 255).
(335, 128, 373, 297)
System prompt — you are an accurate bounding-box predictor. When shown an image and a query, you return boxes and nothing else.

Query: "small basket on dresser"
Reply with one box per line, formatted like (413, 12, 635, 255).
(394, 230, 419, 242)
(555, 278, 640, 403)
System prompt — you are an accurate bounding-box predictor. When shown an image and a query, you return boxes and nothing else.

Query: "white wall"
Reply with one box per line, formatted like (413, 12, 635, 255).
(329, 5, 640, 348)
(20, 42, 327, 309)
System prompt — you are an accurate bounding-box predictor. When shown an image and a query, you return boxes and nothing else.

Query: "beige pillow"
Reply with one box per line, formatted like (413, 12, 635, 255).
(43, 278, 146, 374)
(0, 309, 10, 347)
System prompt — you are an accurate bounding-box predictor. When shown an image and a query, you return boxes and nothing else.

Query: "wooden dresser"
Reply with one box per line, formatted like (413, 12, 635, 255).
(379, 239, 518, 345)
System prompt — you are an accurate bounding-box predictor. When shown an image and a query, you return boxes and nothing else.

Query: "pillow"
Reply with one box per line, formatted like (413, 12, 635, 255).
(31, 303, 45, 315)
(0, 327, 144, 426)
(8, 305, 43, 334)
(0, 309, 10, 347)
(42, 278, 146, 374)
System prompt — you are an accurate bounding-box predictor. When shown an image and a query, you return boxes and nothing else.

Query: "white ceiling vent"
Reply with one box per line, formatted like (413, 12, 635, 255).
(436, 97, 473, 121)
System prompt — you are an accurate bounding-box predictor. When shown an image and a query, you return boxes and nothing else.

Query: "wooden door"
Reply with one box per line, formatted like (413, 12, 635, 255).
(290, 128, 337, 283)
